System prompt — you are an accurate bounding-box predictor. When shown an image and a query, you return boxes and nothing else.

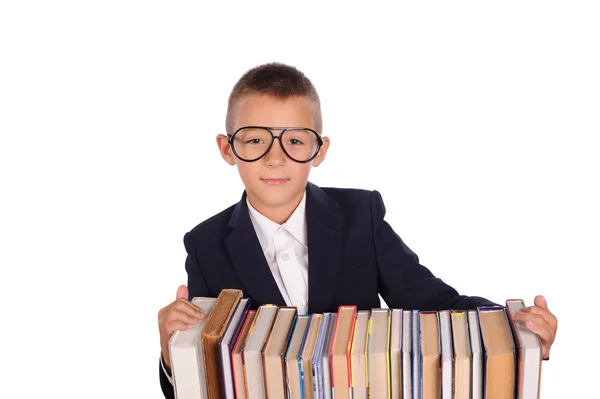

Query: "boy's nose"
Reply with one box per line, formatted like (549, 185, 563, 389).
(263, 140, 286, 166)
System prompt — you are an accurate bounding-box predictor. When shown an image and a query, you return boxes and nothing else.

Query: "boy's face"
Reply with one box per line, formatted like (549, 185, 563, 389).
(217, 94, 330, 213)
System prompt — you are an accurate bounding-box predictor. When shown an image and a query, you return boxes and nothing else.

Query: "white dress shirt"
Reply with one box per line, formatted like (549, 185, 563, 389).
(246, 191, 309, 315)
(162, 191, 310, 382)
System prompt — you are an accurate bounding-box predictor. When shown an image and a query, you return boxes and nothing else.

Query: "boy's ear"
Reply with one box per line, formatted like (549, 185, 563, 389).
(312, 136, 330, 167)
(216, 134, 236, 165)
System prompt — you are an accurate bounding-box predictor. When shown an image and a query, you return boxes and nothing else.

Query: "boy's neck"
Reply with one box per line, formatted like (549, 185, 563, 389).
(246, 189, 305, 225)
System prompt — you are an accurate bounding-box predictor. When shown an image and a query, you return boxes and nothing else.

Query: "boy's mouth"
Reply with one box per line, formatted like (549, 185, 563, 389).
(261, 178, 289, 186)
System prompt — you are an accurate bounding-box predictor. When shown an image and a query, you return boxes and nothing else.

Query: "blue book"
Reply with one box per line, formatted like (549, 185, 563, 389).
(312, 313, 333, 399)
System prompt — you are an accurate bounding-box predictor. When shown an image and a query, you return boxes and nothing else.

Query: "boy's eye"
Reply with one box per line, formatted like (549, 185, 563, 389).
(287, 138, 303, 145)
(247, 138, 264, 144)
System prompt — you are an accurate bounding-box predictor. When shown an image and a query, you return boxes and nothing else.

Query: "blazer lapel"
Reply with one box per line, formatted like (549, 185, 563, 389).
(224, 191, 287, 307)
(306, 182, 344, 314)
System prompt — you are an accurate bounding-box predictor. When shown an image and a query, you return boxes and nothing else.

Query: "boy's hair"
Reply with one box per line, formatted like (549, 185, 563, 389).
(225, 62, 323, 135)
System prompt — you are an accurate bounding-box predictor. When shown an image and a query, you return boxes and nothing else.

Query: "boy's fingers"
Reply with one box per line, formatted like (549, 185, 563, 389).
(173, 300, 204, 319)
(168, 308, 199, 325)
(534, 295, 549, 311)
(176, 285, 188, 300)
(166, 320, 189, 334)
(514, 305, 556, 328)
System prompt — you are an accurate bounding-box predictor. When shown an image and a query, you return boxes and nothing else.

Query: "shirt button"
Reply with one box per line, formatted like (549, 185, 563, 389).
(299, 300, 307, 307)
(282, 253, 290, 261)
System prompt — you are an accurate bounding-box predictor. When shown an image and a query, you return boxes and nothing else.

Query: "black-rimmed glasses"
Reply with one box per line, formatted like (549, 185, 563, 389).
(227, 126, 323, 163)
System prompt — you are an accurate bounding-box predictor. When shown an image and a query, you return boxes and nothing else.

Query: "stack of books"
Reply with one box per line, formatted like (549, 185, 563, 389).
(169, 289, 542, 399)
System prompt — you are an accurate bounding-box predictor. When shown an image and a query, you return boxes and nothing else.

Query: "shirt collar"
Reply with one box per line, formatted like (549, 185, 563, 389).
(246, 191, 308, 251)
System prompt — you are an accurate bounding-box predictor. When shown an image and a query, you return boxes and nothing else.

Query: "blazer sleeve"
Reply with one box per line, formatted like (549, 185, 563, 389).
(159, 231, 213, 399)
(370, 190, 498, 311)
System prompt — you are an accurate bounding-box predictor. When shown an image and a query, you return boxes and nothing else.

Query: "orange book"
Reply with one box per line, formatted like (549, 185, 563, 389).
(329, 305, 357, 399)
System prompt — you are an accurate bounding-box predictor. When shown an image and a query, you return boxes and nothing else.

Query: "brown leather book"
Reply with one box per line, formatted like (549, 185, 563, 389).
(477, 306, 515, 399)
(201, 289, 243, 399)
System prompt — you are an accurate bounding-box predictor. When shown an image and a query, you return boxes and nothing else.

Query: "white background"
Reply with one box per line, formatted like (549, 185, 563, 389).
(1, 1, 598, 398)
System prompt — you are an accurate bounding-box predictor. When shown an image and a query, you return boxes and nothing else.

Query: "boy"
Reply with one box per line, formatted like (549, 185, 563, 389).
(157, 62, 557, 397)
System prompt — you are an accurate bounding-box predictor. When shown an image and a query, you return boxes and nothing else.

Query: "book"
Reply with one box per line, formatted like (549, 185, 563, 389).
(231, 310, 256, 399)
(312, 312, 332, 399)
(369, 308, 391, 399)
(390, 309, 402, 399)
(243, 304, 278, 398)
(438, 310, 453, 399)
(467, 310, 483, 399)
(411, 310, 420, 399)
(401, 310, 412, 399)
(285, 315, 311, 399)
(320, 313, 337, 399)
(450, 310, 472, 399)
(350, 310, 370, 399)
(300, 313, 323, 399)
(201, 289, 243, 399)
(263, 306, 298, 399)
(477, 306, 515, 399)
(330, 305, 357, 399)
(505, 299, 542, 399)
(168, 297, 217, 399)
(220, 298, 251, 399)
(420, 311, 440, 399)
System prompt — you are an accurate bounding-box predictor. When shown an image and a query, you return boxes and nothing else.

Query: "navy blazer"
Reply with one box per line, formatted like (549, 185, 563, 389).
(160, 182, 496, 397)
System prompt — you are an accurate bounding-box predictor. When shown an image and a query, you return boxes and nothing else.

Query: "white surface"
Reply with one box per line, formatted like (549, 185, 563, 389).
(1, 1, 597, 398)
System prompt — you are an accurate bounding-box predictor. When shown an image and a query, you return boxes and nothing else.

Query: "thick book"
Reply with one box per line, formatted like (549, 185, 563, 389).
(201, 289, 243, 399)
(168, 297, 217, 399)
(505, 299, 542, 399)
(369, 308, 391, 399)
(420, 311, 440, 399)
(220, 298, 251, 399)
(263, 306, 298, 399)
(477, 306, 515, 399)
(330, 305, 357, 399)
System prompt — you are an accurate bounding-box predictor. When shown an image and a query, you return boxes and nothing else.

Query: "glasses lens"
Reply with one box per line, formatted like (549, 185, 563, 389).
(280, 129, 320, 161)
(231, 127, 273, 160)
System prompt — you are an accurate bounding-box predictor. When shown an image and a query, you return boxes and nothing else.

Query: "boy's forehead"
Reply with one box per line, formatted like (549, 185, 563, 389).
(233, 93, 317, 129)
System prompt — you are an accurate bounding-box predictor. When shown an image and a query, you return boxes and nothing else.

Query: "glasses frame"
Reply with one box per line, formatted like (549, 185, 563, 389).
(227, 125, 324, 163)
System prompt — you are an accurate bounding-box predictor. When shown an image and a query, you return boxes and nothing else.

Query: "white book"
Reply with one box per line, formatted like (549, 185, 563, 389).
(390, 309, 402, 399)
(369, 308, 390, 399)
(506, 299, 542, 399)
(467, 310, 483, 399)
(402, 310, 412, 399)
(168, 297, 217, 399)
(439, 311, 453, 399)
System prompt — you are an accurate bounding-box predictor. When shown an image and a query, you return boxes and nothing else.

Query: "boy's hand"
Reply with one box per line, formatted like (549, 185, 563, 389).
(158, 285, 205, 371)
(511, 295, 557, 360)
